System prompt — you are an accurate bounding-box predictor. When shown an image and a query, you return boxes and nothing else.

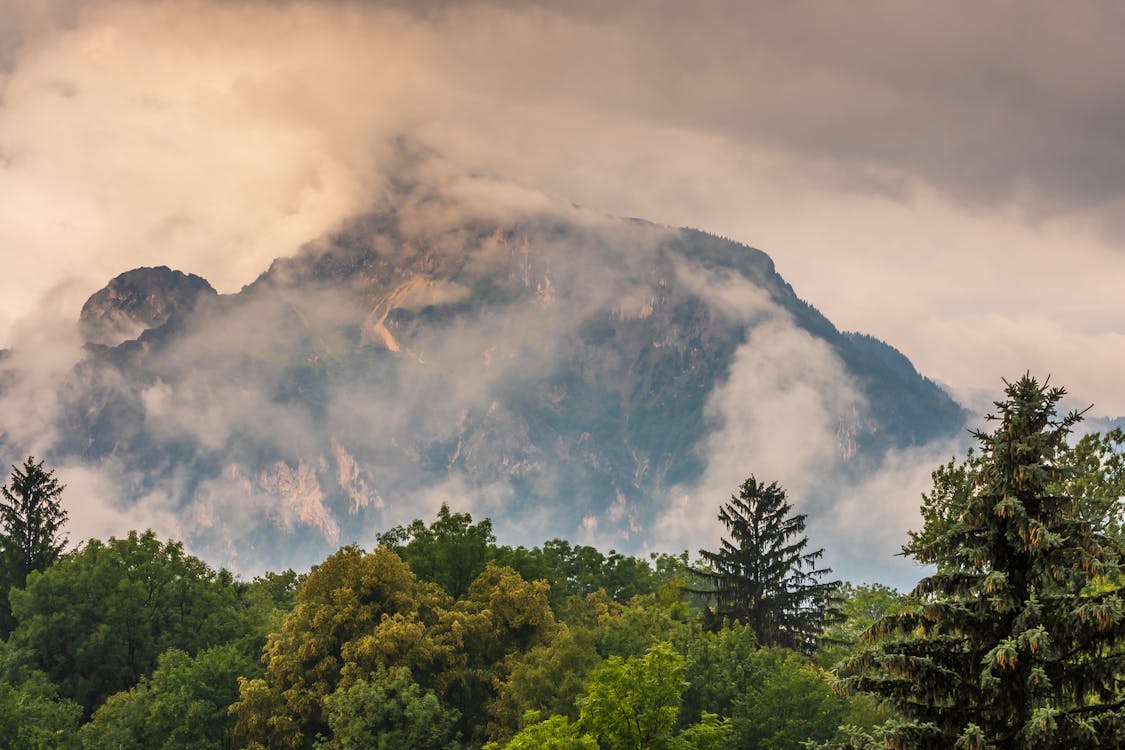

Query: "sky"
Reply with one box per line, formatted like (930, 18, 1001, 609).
(1, 0, 1124, 582)
(2, 0, 1125, 413)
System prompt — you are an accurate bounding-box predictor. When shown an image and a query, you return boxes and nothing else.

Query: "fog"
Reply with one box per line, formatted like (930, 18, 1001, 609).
(2, 0, 1119, 585)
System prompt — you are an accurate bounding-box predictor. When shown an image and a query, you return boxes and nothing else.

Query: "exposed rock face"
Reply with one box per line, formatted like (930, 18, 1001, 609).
(79, 266, 216, 346)
(37, 194, 966, 572)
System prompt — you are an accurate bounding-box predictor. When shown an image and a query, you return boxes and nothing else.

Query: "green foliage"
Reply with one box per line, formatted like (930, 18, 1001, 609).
(816, 583, 904, 668)
(588, 582, 698, 660)
(247, 569, 303, 613)
(485, 711, 597, 750)
(676, 622, 864, 750)
(378, 503, 494, 599)
(16, 473, 1114, 750)
(578, 641, 686, 750)
(695, 476, 840, 654)
(80, 643, 258, 749)
(1062, 427, 1125, 544)
(317, 667, 462, 750)
(231, 545, 444, 748)
(674, 713, 732, 750)
(430, 561, 560, 744)
(489, 626, 602, 740)
(0, 457, 68, 582)
(730, 649, 846, 750)
(834, 375, 1125, 748)
(232, 546, 559, 749)
(0, 457, 68, 636)
(675, 620, 759, 724)
(7, 530, 246, 714)
(0, 671, 81, 749)
(493, 539, 671, 609)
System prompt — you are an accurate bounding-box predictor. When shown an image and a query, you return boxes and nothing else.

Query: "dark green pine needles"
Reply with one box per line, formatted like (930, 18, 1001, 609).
(836, 375, 1125, 749)
(695, 476, 840, 655)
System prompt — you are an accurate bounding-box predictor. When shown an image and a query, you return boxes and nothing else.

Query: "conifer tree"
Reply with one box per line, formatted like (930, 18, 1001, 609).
(695, 476, 839, 654)
(835, 375, 1125, 749)
(0, 456, 68, 583)
(0, 456, 68, 635)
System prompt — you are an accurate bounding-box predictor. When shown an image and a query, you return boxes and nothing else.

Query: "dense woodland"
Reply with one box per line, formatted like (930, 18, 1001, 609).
(0, 375, 1121, 749)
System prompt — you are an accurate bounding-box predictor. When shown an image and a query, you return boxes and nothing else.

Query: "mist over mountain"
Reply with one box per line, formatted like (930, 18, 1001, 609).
(0, 176, 966, 579)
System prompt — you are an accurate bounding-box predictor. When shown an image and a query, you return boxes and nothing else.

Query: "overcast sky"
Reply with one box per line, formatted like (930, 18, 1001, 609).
(3, 0, 1124, 413)
(4, 0, 1120, 413)
(6, 0, 1125, 584)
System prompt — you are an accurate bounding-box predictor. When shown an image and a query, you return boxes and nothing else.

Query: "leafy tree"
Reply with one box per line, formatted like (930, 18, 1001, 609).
(695, 476, 839, 653)
(577, 641, 688, 750)
(590, 581, 698, 660)
(0, 457, 68, 635)
(815, 583, 904, 668)
(0, 671, 81, 750)
(675, 621, 759, 725)
(1062, 427, 1125, 544)
(676, 713, 733, 750)
(6, 530, 246, 714)
(247, 569, 303, 613)
(231, 545, 448, 749)
(676, 621, 868, 750)
(730, 648, 848, 750)
(485, 711, 597, 750)
(377, 504, 494, 599)
(834, 375, 1125, 748)
(232, 547, 558, 749)
(428, 561, 561, 744)
(80, 643, 259, 750)
(317, 666, 462, 750)
(489, 626, 601, 734)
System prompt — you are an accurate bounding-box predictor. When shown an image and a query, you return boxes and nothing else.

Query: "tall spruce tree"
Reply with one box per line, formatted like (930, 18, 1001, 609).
(0, 456, 68, 635)
(695, 476, 839, 654)
(0, 457, 68, 581)
(835, 375, 1125, 749)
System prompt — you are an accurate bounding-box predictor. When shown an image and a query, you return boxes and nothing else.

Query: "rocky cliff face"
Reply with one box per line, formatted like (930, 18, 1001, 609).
(38, 194, 964, 571)
(78, 266, 216, 347)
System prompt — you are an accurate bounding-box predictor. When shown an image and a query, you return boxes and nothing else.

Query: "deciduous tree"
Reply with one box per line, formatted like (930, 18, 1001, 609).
(377, 504, 494, 600)
(7, 531, 245, 714)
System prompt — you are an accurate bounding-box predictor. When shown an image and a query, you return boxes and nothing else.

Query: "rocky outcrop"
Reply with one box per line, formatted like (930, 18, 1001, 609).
(43, 199, 966, 571)
(79, 266, 216, 346)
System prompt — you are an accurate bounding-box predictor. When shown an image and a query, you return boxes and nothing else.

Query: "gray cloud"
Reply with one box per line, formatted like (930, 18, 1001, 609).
(2, 0, 1124, 582)
(318, 0, 1125, 218)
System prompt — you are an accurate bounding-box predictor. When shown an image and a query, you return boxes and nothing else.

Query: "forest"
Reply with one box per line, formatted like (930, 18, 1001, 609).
(0, 375, 1120, 749)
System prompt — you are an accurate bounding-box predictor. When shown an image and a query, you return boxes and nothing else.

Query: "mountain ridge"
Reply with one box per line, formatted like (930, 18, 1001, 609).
(3, 196, 967, 572)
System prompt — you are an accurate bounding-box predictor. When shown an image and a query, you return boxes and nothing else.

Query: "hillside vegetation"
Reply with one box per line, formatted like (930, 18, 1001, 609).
(0, 376, 1120, 749)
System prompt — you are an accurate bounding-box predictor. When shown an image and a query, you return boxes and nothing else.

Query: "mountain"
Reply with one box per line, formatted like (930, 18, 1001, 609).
(3, 186, 966, 571)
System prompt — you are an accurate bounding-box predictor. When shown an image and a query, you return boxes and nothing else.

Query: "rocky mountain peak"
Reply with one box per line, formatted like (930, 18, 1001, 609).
(79, 266, 216, 346)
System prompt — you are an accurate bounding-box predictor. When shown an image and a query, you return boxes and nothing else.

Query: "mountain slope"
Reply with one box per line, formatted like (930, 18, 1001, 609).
(9, 190, 965, 570)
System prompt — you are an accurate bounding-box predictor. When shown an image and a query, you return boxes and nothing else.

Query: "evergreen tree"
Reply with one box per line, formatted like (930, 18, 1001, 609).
(695, 476, 839, 654)
(0, 456, 68, 583)
(0, 456, 68, 636)
(834, 375, 1125, 748)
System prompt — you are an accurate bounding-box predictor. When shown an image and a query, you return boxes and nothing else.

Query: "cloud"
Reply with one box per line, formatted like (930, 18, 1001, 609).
(654, 299, 866, 571)
(1, 1, 1124, 410)
(649, 267, 978, 589)
(1, 0, 1123, 581)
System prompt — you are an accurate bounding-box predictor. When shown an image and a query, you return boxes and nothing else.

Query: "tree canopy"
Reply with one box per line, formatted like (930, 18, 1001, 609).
(695, 476, 839, 653)
(9, 406, 1116, 749)
(835, 375, 1125, 748)
(7, 530, 249, 714)
(0, 456, 68, 635)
